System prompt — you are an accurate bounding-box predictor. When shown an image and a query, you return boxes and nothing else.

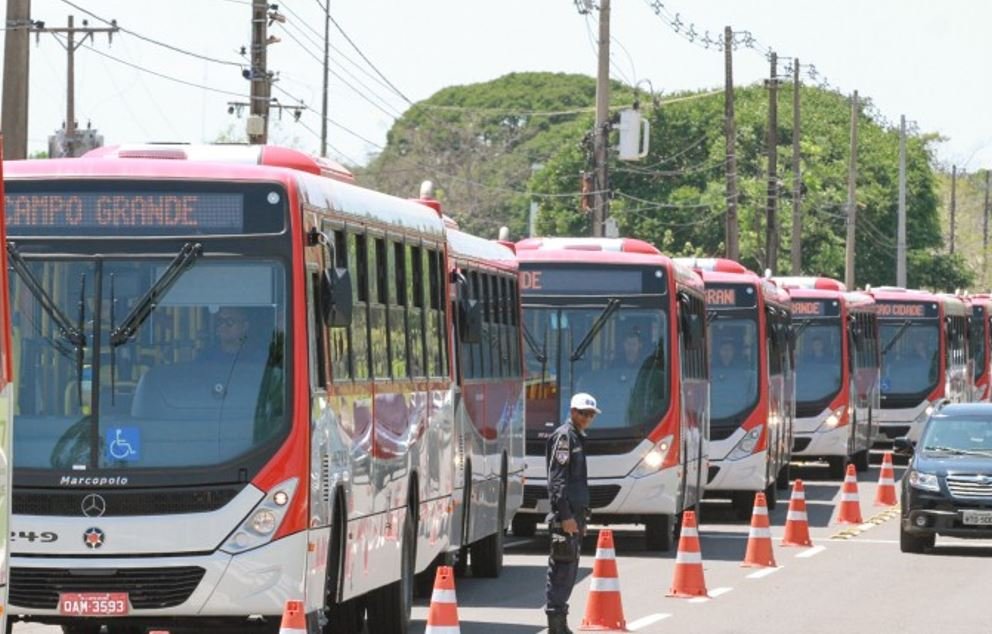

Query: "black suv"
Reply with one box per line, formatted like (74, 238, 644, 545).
(896, 403, 992, 553)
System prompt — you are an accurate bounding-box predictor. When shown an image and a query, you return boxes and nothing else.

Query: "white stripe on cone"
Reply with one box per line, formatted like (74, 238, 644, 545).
(786, 510, 808, 521)
(425, 626, 461, 634)
(431, 589, 457, 604)
(279, 629, 306, 634)
(590, 577, 622, 592)
(790, 491, 806, 501)
(680, 527, 699, 538)
(748, 526, 772, 538)
(595, 548, 616, 559)
(752, 506, 768, 516)
(841, 493, 859, 502)
(675, 550, 702, 564)
(879, 477, 895, 485)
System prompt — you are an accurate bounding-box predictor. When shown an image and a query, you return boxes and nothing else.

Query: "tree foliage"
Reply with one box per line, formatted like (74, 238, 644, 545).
(359, 71, 970, 290)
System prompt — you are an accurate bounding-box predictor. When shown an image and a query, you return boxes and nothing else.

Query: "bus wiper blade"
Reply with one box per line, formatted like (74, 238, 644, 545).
(570, 298, 621, 362)
(6, 241, 86, 348)
(793, 319, 813, 339)
(522, 322, 547, 363)
(881, 320, 912, 356)
(110, 242, 202, 347)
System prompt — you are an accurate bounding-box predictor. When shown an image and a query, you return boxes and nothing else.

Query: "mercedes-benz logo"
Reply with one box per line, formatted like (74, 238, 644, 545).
(81, 494, 107, 518)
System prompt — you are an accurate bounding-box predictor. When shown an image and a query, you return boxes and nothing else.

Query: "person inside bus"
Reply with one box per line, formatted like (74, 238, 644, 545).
(614, 327, 646, 381)
(712, 337, 756, 410)
(807, 335, 830, 363)
(199, 307, 269, 364)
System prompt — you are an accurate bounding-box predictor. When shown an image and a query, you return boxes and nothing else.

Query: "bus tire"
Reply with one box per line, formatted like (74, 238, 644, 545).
(644, 514, 674, 551)
(511, 513, 538, 537)
(454, 464, 471, 578)
(853, 449, 870, 473)
(827, 456, 847, 480)
(323, 494, 365, 634)
(366, 507, 416, 634)
(763, 479, 778, 510)
(776, 462, 791, 491)
(470, 476, 506, 578)
(731, 492, 753, 520)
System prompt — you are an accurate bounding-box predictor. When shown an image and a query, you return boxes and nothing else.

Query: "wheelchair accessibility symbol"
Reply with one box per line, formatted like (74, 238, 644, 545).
(106, 427, 141, 462)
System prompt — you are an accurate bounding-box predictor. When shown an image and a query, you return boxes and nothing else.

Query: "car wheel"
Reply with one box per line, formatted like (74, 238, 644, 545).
(511, 513, 538, 538)
(899, 525, 933, 554)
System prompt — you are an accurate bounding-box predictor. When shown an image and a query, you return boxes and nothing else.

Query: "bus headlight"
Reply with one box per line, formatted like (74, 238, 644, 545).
(630, 435, 674, 479)
(913, 403, 935, 425)
(728, 426, 762, 461)
(819, 407, 847, 431)
(221, 477, 299, 555)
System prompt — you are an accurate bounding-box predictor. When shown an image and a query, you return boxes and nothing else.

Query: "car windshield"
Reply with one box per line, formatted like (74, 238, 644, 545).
(795, 321, 843, 405)
(708, 315, 759, 422)
(523, 304, 669, 435)
(11, 256, 288, 471)
(922, 416, 992, 454)
(880, 321, 939, 397)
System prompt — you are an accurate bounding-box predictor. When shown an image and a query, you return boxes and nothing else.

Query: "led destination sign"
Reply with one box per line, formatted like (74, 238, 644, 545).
(520, 266, 666, 295)
(705, 284, 757, 309)
(5, 192, 245, 236)
(876, 301, 939, 319)
(791, 300, 841, 318)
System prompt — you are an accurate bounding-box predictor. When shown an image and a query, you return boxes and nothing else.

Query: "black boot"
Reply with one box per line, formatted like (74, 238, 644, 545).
(547, 612, 573, 634)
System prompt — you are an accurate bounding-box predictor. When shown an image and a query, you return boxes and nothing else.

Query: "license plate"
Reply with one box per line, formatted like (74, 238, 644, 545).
(962, 510, 992, 526)
(59, 592, 129, 616)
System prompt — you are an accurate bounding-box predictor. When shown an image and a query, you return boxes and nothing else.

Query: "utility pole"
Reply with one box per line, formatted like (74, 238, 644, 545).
(248, 0, 271, 144)
(844, 90, 859, 289)
(790, 59, 801, 274)
(34, 15, 118, 157)
(320, 0, 329, 157)
(983, 169, 990, 285)
(2, 0, 32, 159)
(897, 114, 908, 287)
(724, 26, 739, 260)
(949, 164, 957, 254)
(591, 0, 611, 237)
(765, 52, 779, 273)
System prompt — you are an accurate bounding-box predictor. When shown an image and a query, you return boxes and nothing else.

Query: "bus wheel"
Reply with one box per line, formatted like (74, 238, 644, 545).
(776, 463, 792, 491)
(512, 513, 538, 537)
(827, 456, 847, 480)
(644, 514, 674, 551)
(853, 449, 870, 473)
(324, 597, 366, 634)
(764, 480, 778, 511)
(366, 510, 416, 634)
(471, 477, 507, 578)
(731, 492, 753, 521)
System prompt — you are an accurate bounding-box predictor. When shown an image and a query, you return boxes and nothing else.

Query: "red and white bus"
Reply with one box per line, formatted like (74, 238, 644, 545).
(967, 294, 991, 402)
(775, 277, 880, 477)
(2, 144, 523, 634)
(869, 287, 970, 443)
(679, 258, 794, 517)
(514, 238, 709, 551)
(0, 143, 15, 632)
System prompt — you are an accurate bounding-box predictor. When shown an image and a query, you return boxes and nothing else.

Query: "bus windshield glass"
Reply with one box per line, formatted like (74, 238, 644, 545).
(708, 316, 759, 425)
(523, 303, 669, 436)
(11, 256, 288, 471)
(794, 320, 843, 406)
(880, 320, 939, 399)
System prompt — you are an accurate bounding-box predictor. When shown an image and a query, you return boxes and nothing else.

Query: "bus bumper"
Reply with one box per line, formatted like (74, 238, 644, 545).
(8, 531, 306, 621)
(875, 401, 932, 443)
(705, 449, 768, 493)
(792, 413, 848, 458)
(516, 466, 680, 518)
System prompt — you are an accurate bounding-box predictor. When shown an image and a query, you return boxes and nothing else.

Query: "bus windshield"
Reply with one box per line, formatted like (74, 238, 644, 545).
(708, 315, 759, 425)
(880, 321, 939, 399)
(523, 303, 669, 436)
(11, 256, 288, 471)
(794, 320, 843, 406)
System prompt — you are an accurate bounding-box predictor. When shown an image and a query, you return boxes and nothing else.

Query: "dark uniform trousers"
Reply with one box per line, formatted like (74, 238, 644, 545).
(544, 421, 589, 616)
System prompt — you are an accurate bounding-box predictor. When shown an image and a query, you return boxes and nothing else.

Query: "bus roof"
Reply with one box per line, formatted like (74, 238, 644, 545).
(868, 286, 943, 303)
(516, 236, 659, 254)
(515, 239, 671, 268)
(447, 228, 518, 271)
(773, 276, 847, 292)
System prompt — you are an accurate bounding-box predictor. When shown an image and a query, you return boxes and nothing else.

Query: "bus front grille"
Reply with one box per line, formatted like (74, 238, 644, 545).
(10, 566, 206, 610)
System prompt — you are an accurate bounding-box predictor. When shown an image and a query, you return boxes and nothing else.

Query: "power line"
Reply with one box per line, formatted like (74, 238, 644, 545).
(57, 0, 245, 68)
(325, 11, 413, 105)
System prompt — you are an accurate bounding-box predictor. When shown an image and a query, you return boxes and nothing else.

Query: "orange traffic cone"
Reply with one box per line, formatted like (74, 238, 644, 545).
(425, 565, 460, 634)
(278, 599, 306, 634)
(741, 492, 777, 567)
(874, 451, 898, 506)
(836, 463, 864, 524)
(580, 529, 628, 631)
(781, 479, 813, 547)
(667, 511, 708, 598)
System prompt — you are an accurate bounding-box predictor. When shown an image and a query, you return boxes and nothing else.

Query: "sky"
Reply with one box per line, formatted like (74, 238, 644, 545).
(3, 0, 991, 173)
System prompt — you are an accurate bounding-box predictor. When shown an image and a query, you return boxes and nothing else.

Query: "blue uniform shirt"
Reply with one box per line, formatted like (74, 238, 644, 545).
(546, 420, 589, 522)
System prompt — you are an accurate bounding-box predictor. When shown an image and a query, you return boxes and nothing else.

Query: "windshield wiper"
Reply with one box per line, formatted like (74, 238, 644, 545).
(110, 242, 202, 347)
(570, 298, 621, 362)
(6, 241, 86, 348)
(881, 320, 912, 356)
(522, 322, 547, 364)
(923, 445, 965, 455)
(793, 319, 813, 339)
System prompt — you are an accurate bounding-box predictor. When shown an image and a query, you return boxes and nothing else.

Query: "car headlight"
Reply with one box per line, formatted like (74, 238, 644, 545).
(630, 435, 674, 479)
(728, 426, 762, 461)
(819, 406, 847, 432)
(908, 470, 940, 492)
(221, 477, 299, 554)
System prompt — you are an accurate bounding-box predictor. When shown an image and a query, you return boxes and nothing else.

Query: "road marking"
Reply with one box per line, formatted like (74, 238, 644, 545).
(629, 613, 672, 630)
(795, 545, 826, 558)
(830, 507, 900, 540)
(831, 538, 898, 544)
(689, 586, 732, 603)
(746, 566, 782, 579)
(504, 539, 531, 548)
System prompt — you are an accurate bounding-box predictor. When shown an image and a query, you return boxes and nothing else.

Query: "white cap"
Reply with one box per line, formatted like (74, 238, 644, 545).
(569, 392, 601, 413)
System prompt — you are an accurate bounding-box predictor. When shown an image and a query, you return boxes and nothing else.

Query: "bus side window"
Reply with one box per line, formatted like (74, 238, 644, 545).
(407, 245, 425, 378)
(426, 248, 443, 377)
(352, 233, 371, 381)
(370, 237, 390, 379)
(329, 227, 353, 382)
(389, 241, 409, 379)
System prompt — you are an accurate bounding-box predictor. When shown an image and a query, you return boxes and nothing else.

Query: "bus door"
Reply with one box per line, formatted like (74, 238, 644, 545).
(677, 291, 707, 508)
(765, 306, 786, 479)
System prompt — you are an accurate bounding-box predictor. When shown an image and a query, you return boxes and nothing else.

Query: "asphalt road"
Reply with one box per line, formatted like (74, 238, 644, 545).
(14, 455, 992, 633)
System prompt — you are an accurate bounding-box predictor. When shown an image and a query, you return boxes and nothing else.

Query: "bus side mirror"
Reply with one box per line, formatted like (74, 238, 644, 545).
(321, 267, 353, 328)
(459, 298, 482, 344)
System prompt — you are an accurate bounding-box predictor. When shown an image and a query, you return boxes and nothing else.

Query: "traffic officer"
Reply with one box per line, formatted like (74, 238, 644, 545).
(544, 392, 600, 634)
